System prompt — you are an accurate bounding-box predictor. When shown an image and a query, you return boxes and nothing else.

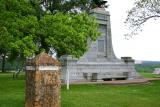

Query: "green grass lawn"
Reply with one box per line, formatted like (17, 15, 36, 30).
(139, 72, 160, 78)
(0, 73, 160, 107)
(0, 73, 25, 107)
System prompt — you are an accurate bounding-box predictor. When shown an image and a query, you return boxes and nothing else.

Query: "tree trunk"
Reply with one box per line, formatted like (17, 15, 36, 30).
(2, 54, 6, 72)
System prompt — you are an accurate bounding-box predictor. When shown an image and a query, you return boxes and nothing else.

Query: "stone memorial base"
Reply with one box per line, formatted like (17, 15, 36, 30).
(60, 56, 141, 83)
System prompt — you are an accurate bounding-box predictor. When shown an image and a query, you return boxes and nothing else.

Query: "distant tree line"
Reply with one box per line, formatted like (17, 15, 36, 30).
(0, 60, 23, 71)
(136, 61, 160, 72)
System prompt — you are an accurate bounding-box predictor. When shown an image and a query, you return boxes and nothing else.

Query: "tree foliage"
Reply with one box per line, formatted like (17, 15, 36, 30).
(0, 0, 38, 57)
(125, 0, 160, 37)
(40, 0, 108, 13)
(0, 0, 38, 72)
(39, 12, 99, 57)
(0, 0, 100, 72)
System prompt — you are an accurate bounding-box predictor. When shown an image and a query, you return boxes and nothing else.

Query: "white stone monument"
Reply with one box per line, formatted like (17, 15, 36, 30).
(60, 8, 141, 83)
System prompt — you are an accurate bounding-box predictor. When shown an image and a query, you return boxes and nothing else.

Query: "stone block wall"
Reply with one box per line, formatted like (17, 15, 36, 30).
(25, 71, 60, 107)
(25, 52, 61, 107)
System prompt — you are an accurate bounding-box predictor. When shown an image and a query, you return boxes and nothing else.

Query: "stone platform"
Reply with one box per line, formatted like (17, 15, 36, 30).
(62, 78, 160, 85)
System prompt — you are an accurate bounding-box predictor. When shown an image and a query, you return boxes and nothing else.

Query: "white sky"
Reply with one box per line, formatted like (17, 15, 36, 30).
(107, 0, 160, 61)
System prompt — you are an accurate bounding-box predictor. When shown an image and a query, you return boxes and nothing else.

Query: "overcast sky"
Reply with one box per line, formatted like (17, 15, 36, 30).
(107, 0, 160, 61)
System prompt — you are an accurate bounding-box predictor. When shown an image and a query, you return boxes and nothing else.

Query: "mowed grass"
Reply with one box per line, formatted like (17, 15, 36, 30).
(62, 82, 160, 107)
(0, 73, 25, 107)
(139, 72, 160, 78)
(0, 73, 160, 107)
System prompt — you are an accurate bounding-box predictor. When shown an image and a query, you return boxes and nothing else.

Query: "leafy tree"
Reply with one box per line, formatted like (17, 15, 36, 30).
(0, 0, 100, 72)
(0, 0, 38, 72)
(0, 27, 13, 72)
(38, 12, 99, 57)
(125, 0, 160, 37)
